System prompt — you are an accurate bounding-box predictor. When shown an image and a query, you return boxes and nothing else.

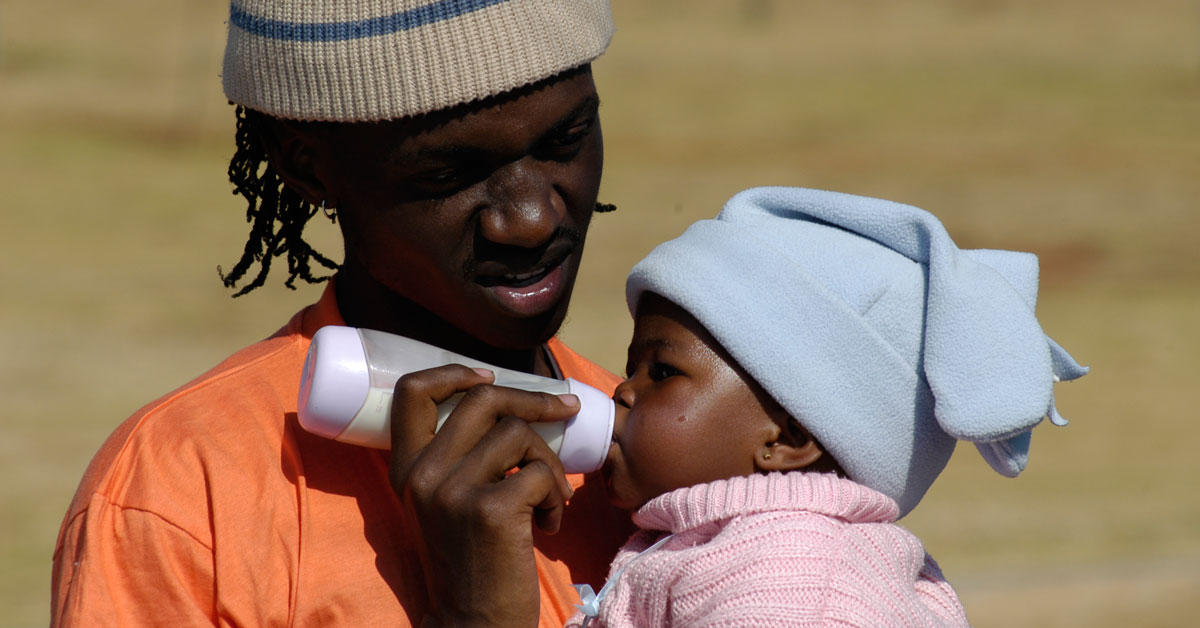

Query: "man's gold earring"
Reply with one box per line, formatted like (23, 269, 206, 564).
(763, 450, 773, 461)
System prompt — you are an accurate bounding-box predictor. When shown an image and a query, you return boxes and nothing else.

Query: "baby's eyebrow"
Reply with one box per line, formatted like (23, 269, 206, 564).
(625, 336, 674, 362)
(642, 337, 673, 350)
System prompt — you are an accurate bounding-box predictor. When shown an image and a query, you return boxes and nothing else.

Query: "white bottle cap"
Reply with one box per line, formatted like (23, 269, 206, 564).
(298, 326, 371, 440)
(559, 378, 616, 474)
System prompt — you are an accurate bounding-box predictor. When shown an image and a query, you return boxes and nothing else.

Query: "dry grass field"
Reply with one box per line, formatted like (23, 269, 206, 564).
(2, 1, 1197, 626)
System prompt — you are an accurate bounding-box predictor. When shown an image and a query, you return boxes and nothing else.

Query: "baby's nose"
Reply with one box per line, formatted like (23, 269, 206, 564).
(610, 400, 629, 442)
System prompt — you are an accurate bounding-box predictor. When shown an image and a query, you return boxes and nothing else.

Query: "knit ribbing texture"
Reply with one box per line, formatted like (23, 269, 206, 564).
(223, 0, 613, 121)
(568, 473, 969, 627)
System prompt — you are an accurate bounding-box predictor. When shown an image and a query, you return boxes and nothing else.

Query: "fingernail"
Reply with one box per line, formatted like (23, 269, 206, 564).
(473, 368, 494, 379)
(559, 393, 580, 407)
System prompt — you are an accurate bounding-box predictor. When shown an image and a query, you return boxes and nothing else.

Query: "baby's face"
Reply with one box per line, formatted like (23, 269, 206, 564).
(602, 293, 785, 511)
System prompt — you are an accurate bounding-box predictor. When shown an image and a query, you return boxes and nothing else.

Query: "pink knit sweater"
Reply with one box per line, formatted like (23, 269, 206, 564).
(567, 473, 968, 627)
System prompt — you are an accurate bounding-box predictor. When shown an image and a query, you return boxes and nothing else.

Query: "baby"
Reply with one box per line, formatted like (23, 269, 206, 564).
(568, 187, 1088, 627)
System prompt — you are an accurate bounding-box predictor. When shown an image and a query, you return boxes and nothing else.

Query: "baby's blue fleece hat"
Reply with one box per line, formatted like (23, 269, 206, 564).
(626, 187, 1088, 517)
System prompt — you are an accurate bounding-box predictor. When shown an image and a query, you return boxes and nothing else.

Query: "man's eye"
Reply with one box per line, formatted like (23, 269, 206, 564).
(552, 121, 592, 146)
(417, 169, 460, 185)
(648, 362, 681, 382)
(541, 118, 595, 157)
(408, 165, 485, 197)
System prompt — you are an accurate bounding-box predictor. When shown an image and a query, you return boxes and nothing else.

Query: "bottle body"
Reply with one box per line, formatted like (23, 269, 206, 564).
(298, 326, 614, 473)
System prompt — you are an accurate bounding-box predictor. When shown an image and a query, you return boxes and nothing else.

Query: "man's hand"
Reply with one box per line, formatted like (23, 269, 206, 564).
(388, 365, 579, 628)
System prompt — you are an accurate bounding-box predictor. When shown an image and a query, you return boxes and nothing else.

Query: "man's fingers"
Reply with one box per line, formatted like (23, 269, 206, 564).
(465, 414, 575, 500)
(389, 364, 494, 488)
(428, 385, 579, 464)
(489, 459, 567, 535)
(390, 365, 493, 449)
(389, 370, 578, 509)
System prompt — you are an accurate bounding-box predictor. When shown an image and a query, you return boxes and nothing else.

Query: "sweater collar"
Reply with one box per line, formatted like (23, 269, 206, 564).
(632, 472, 900, 533)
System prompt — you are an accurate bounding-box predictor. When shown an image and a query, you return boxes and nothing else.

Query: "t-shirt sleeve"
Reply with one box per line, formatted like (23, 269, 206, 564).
(52, 493, 217, 627)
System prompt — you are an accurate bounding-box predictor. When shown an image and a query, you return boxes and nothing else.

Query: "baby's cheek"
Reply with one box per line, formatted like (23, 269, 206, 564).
(621, 431, 664, 485)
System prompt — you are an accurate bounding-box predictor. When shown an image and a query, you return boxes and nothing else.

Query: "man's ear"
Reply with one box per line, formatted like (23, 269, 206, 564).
(755, 415, 827, 473)
(255, 115, 332, 207)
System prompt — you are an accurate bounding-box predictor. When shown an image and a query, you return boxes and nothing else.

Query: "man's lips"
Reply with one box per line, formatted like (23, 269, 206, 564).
(478, 264, 567, 317)
(475, 261, 558, 288)
(472, 248, 577, 317)
(472, 235, 578, 287)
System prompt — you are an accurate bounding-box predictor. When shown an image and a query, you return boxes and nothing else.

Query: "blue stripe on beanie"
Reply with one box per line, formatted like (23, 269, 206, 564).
(230, 0, 510, 42)
(222, 0, 614, 121)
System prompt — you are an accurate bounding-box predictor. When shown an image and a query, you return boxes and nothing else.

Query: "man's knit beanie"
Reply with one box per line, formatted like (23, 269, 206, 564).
(626, 187, 1089, 517)
(222, 0, 614, 121)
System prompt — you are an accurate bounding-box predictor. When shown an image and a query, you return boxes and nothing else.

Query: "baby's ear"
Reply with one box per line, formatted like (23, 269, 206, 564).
(755, 417, 827, 473)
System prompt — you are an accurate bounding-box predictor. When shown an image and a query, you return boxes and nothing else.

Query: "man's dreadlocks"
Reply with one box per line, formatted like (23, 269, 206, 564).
(218, 106, 340, 297)
(218, 105, 616, 297)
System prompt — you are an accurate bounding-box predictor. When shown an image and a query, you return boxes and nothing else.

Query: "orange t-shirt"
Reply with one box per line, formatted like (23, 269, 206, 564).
(51, 284, 633, 627)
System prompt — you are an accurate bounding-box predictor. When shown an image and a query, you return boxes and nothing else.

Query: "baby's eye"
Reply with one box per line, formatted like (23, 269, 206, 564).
(648, 362, 682, 382)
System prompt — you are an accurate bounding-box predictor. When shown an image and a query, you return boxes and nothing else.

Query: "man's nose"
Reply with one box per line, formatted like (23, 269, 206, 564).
(478, 158, 565, 248)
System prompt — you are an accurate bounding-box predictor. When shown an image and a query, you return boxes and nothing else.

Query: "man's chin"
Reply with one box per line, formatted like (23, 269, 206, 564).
(472, 311, 568, 351)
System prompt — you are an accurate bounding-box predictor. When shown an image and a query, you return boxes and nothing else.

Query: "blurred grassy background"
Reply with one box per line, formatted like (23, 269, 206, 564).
(1, 0, 1196, 625)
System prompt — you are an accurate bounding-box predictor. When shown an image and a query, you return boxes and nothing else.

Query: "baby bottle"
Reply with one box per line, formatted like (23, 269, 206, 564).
(297, 325, 615, 474)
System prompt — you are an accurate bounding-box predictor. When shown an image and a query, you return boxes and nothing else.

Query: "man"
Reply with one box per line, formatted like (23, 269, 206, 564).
(51, 1, 632, 626)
